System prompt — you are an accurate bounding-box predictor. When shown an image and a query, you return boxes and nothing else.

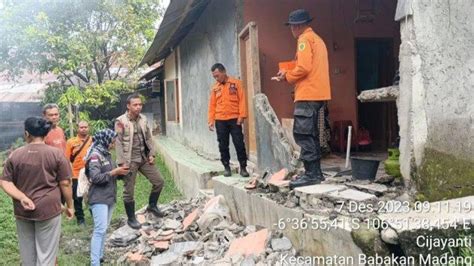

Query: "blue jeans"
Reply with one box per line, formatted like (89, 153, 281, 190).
(90, 204, 114, 266)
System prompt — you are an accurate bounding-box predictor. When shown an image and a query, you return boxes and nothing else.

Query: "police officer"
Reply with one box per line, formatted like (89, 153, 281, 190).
(115, 93, 165, 229)
(275, 9, 332, 189)
(208, 63, 249, 177)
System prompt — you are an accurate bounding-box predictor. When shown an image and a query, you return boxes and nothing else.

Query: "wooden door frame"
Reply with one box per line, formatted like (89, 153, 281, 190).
(238, 22, 261, 164)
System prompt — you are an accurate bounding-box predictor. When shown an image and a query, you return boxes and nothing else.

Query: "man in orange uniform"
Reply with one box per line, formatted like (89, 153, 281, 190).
(65, 121, 92, 225)
(208, 63, 249, 177)
(275, 9, 332, 189)
(43, 103, 67, 153)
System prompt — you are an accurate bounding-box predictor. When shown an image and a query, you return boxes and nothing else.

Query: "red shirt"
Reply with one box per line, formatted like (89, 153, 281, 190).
(44, 126, 67, 154)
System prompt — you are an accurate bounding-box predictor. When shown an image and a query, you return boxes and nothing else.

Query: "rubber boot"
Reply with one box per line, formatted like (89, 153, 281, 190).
(239, 162, 249, 177)
(147, 192, 165, 217)
(124, 201, 141, 229)
(223, 164, 232, 177)
(289, 160, 321, 189)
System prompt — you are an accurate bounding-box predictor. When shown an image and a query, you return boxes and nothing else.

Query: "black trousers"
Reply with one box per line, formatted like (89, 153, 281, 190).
(293, 101, 324, 162)
(215, 119, 247, 167)
(72, 179, 84, 222)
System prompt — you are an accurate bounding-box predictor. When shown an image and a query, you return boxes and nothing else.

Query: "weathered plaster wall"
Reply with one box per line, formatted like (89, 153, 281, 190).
(397, 0, 474, 200)
(165, 0, 240, 159)
(243, 0, 400, 133)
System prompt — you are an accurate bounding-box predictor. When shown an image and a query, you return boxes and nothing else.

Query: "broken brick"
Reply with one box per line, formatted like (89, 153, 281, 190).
(268, 169, 290, 187)
(160, 229, 175, 236)
(153, 240, 169, 251)
(156, 233, 175, 241)
(136, 214, 146, 224)
(127, 252, 145, 262)
(182, 209, 199, 230)
(226, 229, 269, 257)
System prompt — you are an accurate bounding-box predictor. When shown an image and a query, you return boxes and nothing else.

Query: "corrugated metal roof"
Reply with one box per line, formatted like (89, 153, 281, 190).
(139, 0, 211, 67)
(0, 83, 45, 102)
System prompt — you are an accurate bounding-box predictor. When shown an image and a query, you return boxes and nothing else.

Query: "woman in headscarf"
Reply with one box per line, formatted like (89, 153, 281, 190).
(0, 117, 74, 266)
(85, 129, 129, 266)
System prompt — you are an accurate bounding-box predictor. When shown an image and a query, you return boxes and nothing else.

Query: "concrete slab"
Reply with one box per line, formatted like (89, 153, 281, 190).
(295, 184, 347, 198)
(346, 182, 388, 195)
(155, 136, 224, 197)
(254, 94, 296, 173)
(327, 189, 377, 202)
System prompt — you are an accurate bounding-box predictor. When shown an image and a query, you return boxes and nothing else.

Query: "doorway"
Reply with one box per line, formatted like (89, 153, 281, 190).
(356, 38, 398, 151)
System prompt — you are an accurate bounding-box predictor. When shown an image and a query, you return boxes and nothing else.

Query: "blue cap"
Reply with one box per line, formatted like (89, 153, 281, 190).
(285, 9, 313, 26)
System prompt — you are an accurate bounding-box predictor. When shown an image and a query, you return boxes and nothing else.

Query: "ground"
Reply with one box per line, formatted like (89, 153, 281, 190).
(0, 153, 182, 265)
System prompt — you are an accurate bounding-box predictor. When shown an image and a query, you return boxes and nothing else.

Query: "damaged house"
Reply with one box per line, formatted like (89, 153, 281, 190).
(139, 0, 473, 201)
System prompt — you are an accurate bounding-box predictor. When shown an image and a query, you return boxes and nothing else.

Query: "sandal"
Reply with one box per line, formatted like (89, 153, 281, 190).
(244, 178, 257, 190)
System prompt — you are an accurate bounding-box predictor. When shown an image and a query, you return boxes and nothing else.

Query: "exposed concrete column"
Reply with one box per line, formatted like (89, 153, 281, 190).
(397, 11, 428, 188)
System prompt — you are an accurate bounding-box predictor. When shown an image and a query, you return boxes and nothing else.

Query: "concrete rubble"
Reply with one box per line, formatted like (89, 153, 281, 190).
(107, 196, 298, 265)
(357, 85, 399, 102)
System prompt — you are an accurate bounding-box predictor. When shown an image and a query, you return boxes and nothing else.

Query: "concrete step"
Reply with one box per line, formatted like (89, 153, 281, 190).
(155, 136, 224, 198)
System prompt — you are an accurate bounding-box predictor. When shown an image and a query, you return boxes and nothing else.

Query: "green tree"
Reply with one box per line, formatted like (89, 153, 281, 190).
(0, 0, 163, 136)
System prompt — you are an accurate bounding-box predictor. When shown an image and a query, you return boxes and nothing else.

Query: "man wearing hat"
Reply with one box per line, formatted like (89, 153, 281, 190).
(274, 9, 332, 189)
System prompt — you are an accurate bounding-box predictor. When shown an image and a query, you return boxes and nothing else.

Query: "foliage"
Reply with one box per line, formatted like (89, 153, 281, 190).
(1, 0, 163, 136)
(0, 0, 163, 84)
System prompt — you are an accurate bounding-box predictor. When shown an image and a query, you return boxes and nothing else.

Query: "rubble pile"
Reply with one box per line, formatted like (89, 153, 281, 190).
(254, 167, 407, 220)
(107, 196, 296, 265)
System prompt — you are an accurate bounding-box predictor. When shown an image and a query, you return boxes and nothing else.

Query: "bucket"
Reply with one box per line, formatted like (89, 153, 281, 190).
(351, 156, 380, 180)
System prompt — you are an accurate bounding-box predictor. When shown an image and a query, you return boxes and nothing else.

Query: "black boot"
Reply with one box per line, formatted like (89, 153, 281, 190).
(124, 201, 141, 229)
(223, 164, 232, 177)
(312, 160, 325, 181)
(147, 192, 165, 217)
(239, 163, 249, 177)
(289, 160, 322, 189)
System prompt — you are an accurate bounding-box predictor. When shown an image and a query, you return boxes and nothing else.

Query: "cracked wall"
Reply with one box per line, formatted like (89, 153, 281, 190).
(397, 0, 474, 200)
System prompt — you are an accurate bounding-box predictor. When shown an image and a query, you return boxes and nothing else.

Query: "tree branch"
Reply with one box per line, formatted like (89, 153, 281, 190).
(58, 70, 76, 87)
(113, 65, 122, 80)
(72, 70, 90, 83)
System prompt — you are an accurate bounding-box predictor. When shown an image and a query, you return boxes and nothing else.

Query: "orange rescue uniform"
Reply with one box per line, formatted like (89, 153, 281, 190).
(65, 136, 92, 178)
(208, 76, 247, 124)
(285, 27, 331, 102)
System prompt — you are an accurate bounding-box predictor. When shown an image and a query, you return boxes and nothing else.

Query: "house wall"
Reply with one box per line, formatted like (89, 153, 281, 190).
(397, 0, 474, 201)
(164, 0, 240, 159)
(243, 0, 400, 133)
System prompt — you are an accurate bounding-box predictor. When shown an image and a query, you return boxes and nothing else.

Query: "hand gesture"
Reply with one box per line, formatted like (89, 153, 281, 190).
(111, 166, 130, 176)
(20, 196, 35, 211)
(272, 70, 287, 82)
(63, 207, 74, 220)
(148, 156, 155, 165)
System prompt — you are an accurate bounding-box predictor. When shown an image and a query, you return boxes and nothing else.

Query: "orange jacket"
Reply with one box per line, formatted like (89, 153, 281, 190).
(65, 136, 92, 178)
(208, 76, 247, 124)
(285, 27, 331, 102)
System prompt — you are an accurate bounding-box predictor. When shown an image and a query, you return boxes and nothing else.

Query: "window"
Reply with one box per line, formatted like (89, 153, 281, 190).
(165, 79, 179, 122)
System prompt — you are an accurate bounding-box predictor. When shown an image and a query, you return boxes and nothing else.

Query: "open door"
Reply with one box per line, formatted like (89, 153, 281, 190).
(239, 22, 261, 163)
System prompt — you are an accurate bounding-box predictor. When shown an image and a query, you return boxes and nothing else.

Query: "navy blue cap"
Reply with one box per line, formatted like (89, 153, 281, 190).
(285, 9, 313, 26)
